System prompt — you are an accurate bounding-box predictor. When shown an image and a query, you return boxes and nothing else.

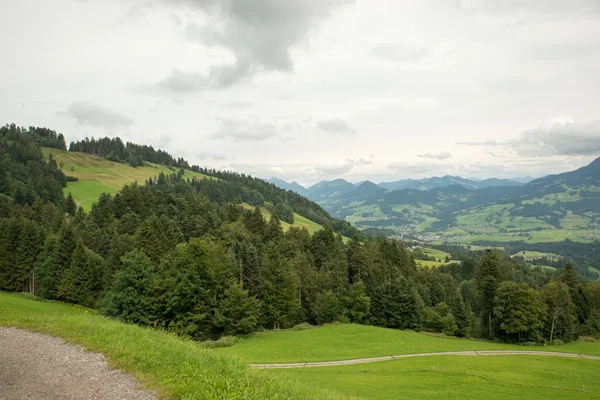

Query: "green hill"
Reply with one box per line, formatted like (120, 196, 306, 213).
(42, 147, 212, 210)
(42, 147, 356, 239)
(306, 158, 600, 246)
(0, 292, 328, 399)
(220, 324, 600, 364)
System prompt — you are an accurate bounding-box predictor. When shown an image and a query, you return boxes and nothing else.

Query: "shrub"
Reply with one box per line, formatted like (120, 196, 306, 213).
(291, 323, 314, 331)
(198, 336, 238, 349)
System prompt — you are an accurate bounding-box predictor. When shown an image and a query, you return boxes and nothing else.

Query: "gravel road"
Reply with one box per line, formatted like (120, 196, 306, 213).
(0, 327, 156, 400)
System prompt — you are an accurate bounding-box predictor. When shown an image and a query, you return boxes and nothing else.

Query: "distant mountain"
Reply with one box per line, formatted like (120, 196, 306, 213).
(378, 175, 521, 191)
(511, 176, 536, 184)
(305, 179, 357, 202)
(266, 178, 307, 195)
(306, 157, 600, 246)
(524, 157, 600, 194)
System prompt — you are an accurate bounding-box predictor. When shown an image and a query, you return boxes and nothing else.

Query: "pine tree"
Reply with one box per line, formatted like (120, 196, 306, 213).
(65, 192, 77, 216)
(215, 283, 261, 336)
(103, 250, 156, 324)
(58, 242, 104, 307)
(476, 250, 501, 338)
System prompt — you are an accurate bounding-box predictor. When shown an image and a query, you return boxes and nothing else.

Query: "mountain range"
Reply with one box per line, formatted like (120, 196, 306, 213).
(269, 158, 600, 245)
(267, 175, 525, 198)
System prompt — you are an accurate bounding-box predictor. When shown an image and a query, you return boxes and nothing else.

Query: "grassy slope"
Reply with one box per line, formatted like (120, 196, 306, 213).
(277, 355, 600, 400)
(0, 292, 329, 400)
(241, 203, 351, 242)
(220, 324, 600, 363)
(42, 148, 212, 210)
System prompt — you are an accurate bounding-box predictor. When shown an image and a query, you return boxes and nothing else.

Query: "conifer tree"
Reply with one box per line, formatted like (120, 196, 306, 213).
(58, 241, 104, 307)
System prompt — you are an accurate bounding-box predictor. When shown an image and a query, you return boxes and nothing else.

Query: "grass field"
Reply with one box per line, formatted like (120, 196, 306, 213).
(511, 251, 560, 261)
(42, 148, 211, 210)
(423, 248, 450, 260)
(220, 324, 600, 364)
(416, 260, 461, 268)
(241, 203, 350, 242)
(276, 355, 600, 399)
(0, 292, 327, 400)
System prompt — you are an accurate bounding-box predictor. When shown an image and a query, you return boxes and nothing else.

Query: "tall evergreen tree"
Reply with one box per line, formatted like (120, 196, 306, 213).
(476, 250, 502, 338)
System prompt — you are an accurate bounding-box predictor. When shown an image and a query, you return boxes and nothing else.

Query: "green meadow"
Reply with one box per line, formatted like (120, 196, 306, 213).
(0, 292, 328, 400)
(220, 324, 600, 364)
(241, 202, 350, 241)
(42, 147, 211, 210)
(3, 293, 600, 400)
(276, 355, 600, 400)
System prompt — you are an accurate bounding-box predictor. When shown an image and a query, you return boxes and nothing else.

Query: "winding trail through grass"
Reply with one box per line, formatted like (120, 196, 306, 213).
(251, 350, 600, 369)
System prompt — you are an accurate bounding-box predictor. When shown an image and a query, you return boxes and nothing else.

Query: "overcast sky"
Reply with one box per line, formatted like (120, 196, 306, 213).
(1, 0, 600, 186)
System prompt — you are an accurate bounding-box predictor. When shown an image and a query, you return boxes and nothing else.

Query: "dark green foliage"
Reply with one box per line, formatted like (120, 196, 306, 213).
(541, 281, 577, 342)
(476, 250, 502, 338)
(57, 241, 105, 307)
(214, 283, 261, 336)
(312, 290, 345, 325)
(370, 277, 423, 330)
(152, 238, 236, 340)
(494, 281, 546, 342)
(345, 281, 371, 324)
(3, 125, 600, 344)
(103, 250, 156, 324)
(135, 215, 183, 262)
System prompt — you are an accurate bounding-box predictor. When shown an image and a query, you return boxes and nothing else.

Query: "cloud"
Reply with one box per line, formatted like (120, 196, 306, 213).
(351, 158, 373, 166)
(211, 118, 279, 141)
(157, 134, 171, 148)
(157, 69, 208, 93)
(456, 140, 503, 146)
(58, 101, 133, 129)
(387, 162, 455, 175)
(457, 118, 600, 157)
(315, 160, 355, 175)
(369, 43, 426, 63)
(148, 0, 353, 92)
(510, 118, 600, 157)
(316, 118, 356, 134)
(455, 0, 600, 16)
(417, 151, 452, 160)
(314, 158, 372, 176)
(197, 151, 227, 160)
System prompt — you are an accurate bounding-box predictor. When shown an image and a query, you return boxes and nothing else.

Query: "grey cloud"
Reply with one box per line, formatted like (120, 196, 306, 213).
(314, 158, 371, 176)
(158, 69, 207, 93)
(350, 158, 373, 166)
(417, 151, 452, 160)
(211, 118, 279, 141)
(387, 162, 454, 175)
(456, 140, 503, 146)
(369, 43, 426, 63)
(456, 0, 600, 16)
(316, 118, 356, 134)
(457, 119, 600, 157)
(58, 101, 133, 129)
(197, 151, 227, 160)
(510, 119, 600, 157)
(157, 134, 171, 148)
(154, 0, 353, 91)
(315, 161, 355, 175)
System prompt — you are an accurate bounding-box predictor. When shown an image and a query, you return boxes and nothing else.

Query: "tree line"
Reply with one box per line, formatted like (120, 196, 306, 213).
(1, 126, 600, 344)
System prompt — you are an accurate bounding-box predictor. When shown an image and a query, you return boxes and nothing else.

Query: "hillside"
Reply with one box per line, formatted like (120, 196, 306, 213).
(302, 158, 600, 248)
(42, 147, 212, 210)
(41, 146, 360, 239)
(379, 175, 522, 191)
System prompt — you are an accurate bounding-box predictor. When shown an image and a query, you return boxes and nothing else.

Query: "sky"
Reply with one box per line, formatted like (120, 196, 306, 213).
(1, 0, 600, 186)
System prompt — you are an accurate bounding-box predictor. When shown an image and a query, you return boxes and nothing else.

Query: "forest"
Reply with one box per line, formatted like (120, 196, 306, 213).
(2, 123, 600, 345)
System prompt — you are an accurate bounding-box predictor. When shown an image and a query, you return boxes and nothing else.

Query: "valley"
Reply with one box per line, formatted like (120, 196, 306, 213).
(270, 159, 600, 247)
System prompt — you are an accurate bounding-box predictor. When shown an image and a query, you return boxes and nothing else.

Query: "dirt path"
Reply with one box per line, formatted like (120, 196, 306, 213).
(251, 350, 600, 369)
(0, 327, 156, 400)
